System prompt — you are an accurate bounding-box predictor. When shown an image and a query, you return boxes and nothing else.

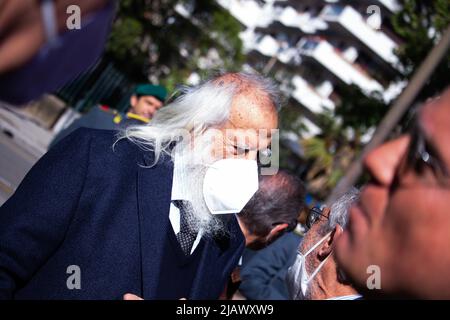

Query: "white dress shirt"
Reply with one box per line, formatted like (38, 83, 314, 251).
(169, 152, 203, 255)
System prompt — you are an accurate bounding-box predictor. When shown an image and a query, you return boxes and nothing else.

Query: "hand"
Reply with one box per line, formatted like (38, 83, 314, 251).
(123, 293, 187, 300)
(231, 267, 241, 283)
(0, 0, 108, 74)
(123, 293, 143, 300)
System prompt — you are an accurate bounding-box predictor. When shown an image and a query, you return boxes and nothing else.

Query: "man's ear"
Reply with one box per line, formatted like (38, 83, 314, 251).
(322, 207, 331, 217)
(266, 223, 288, 243)
(318, 224, 343, 258)
(130, 94, 138, 108)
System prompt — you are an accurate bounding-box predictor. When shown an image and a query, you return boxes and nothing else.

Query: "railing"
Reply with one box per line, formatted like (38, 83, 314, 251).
(56, 59, 134, 114)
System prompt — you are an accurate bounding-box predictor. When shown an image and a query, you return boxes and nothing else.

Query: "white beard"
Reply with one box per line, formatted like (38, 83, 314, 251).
(172, 142, 227, 238)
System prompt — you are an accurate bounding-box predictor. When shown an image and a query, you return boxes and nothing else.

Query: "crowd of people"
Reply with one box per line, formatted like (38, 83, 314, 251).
(0, 0, 449, 301)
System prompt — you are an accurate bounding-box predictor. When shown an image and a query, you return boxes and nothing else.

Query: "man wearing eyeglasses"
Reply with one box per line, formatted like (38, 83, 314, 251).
(286, 188, 361, 300)
(335, 87, 450, 299)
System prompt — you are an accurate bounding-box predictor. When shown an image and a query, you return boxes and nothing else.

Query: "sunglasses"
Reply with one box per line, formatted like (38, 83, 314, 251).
(394, 114, 450, 189)
(306, 207, 329, 230)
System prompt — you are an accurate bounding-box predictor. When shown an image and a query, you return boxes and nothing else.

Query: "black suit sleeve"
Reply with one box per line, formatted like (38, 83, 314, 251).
(0, 128, 92, 299)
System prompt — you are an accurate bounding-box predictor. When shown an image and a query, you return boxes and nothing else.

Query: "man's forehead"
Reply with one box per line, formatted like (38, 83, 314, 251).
(229, 93, 278, 129)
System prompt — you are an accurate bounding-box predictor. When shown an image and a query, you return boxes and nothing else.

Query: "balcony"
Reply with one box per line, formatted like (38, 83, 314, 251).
(298, 38, 383, 94)
(320, 4, 399, 68)
(216, 0, 274, 28)
(290, 75, 335, 114)
(277, 47, 300, 65)
(377, 0, 401, 13)
(272, 6, 327, 34)
(245, 33, 280, 57)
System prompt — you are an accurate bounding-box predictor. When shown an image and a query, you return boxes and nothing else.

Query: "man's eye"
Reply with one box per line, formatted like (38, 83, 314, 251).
(411, 142, 445, 178)
(411, 156, 429, 175)
(234, 146, 249, 155)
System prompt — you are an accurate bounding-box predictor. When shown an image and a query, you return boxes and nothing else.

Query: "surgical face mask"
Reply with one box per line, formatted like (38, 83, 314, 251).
(203, 158, 258, 214)
(286, 232, 332, 300)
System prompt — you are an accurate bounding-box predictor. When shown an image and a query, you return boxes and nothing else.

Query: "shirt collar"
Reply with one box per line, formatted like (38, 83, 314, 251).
(171, 150, 190, 201)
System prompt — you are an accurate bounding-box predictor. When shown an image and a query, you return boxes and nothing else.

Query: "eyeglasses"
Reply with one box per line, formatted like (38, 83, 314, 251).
(394, 115, 450, 189)
(306, 207, 329, 230)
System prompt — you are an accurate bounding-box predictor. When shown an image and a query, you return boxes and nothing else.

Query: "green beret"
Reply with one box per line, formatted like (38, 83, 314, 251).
(134, 84, 167, 102)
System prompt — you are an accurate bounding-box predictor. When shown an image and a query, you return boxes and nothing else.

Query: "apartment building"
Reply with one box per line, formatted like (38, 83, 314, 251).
(217, 0, 405, 136)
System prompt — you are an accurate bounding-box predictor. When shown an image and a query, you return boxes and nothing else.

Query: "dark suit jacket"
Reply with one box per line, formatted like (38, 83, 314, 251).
(49, 106, 144, 149)
(0, 128, 245, 300)
(239, 232, 302, 300)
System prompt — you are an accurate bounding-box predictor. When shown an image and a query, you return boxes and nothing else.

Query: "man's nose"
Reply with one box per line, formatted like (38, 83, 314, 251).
(363, 136, 410, 186)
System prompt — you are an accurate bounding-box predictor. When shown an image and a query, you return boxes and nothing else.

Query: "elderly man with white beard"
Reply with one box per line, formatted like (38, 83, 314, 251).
(0, 72, 279, 300)
(286, 188, 362, 300)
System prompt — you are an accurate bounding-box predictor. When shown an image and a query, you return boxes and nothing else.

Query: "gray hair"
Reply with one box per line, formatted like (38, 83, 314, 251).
(320, 187, 359, 235)
(118, 71, 281, 165)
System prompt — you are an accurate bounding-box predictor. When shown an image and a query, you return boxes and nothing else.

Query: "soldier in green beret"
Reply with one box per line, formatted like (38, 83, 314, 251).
(49, 84, 167, 148)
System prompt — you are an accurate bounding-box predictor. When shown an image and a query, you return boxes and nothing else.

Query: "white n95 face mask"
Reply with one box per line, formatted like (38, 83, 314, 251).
(286, 232, 332, 300)
(203, 159, 259, 214)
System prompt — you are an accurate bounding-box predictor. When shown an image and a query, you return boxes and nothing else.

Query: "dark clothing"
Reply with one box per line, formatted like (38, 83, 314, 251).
(156, 229, 205, 299)
(239, 232, 302, 300)
(0, 2, 115, 105)
(49, 106, 144, 148)
(0, 128, 245, 300)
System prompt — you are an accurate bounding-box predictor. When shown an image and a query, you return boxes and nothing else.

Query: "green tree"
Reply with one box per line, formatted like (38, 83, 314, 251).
(299, 1, 449, 199)
(301, 111, 357, 199)
(392, 0, 450, 99)
(105, 0, 244, 90)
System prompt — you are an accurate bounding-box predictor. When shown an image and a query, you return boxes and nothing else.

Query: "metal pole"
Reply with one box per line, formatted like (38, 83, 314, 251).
(325, 24, 450, 206)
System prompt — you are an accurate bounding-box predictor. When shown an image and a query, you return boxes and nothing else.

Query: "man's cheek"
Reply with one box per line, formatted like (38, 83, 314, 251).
(387, 191, 450, 259)
(335, 231, 351, 267)
(360, 185, 389, 227)
(383, 191, 426, 238)
(335, 233, 370, 286)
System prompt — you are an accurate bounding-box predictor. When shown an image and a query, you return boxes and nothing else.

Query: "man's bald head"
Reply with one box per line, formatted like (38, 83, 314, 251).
(213, 72, 280, 114)
(207, 72, 280, 162)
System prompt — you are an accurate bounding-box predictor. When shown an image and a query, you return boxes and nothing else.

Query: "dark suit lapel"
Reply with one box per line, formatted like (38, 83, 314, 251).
(137, 152, 174, 299)
(189, 217, 245, 299)
(188, 239, 222, 299)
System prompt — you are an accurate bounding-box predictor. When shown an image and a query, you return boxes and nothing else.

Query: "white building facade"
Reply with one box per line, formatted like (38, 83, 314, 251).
(217, 0, 405, 137)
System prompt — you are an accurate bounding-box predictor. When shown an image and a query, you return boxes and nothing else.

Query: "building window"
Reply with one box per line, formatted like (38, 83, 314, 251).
(322, 4, 344, 17)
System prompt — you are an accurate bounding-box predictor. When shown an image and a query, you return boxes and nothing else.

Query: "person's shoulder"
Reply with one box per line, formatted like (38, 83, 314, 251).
(280, 232, 303, 249)
(64, 127, 117, 144)
(257, 232, 301, 258)
(63, 127, 141, 156)
(285, 231, 303, 242)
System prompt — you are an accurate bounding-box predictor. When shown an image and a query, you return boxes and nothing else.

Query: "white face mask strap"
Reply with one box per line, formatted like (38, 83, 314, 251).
(304, 231, 332, 256)
(303, 231, 333, 285)
(306, 253, 331, 284)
